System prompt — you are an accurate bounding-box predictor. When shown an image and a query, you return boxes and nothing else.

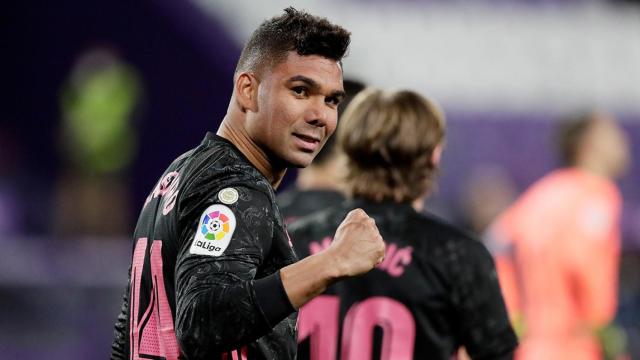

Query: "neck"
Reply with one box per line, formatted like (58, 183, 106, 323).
(412, 192, 429, 213)
(217, 115, 286, 188)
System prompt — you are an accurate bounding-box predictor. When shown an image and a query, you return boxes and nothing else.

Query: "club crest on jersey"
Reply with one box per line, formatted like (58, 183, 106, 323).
(218, 187, 239, 205)
(189, 204, 236, 256)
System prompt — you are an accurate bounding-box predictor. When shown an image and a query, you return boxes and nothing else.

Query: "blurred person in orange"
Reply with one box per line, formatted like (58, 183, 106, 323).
(486, 111, 631, 360)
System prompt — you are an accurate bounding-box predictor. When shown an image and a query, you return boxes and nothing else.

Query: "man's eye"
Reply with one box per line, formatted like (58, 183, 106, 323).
(326, 96, 340, 107)
(292, 86, 308, 96)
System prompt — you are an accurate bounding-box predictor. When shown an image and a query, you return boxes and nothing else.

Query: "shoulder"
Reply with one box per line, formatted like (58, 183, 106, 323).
(288, 205, 346, 236)
(415, 211, 481, 247)
(287, 205, 346, 257)
(287, 206, 348, 238)
(276, 188, 300, 209)
(172, 139, 278, 225)
(414, 212, 494, 269)
(181, 140, 273, 201)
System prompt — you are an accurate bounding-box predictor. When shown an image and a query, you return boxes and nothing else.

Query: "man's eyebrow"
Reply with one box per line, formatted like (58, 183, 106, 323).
(330, 90, 346, 100)
(288, 75, 345, 99)
(288, 75, 320, 90)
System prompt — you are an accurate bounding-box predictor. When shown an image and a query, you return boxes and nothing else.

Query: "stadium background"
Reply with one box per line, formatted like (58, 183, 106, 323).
(2, 0, 640, 358)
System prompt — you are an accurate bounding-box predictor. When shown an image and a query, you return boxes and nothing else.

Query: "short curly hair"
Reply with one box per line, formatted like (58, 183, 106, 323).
(235, 7, 351, 76)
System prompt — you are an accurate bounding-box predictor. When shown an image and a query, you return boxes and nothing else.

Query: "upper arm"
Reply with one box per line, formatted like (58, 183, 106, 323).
(173, 185, 277, 354)
(176, 184, 275, 288)
(568, 193, 621, 326)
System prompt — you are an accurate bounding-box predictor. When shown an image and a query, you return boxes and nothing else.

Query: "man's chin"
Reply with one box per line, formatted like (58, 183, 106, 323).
(289, 158, 314, 169)
(286, 153, 316, 169)
(271, 151, 315, 169)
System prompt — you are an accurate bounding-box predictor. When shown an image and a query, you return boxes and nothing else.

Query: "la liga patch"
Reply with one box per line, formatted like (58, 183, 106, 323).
(189, 204, 236, 256)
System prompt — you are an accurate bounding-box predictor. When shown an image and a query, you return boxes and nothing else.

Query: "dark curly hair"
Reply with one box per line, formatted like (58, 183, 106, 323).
(235, 7, 351, 76)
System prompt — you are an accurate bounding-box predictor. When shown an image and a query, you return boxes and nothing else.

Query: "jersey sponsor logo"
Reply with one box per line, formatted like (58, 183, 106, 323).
(190, 204, 236, 256)
(218, 187, 239, 205)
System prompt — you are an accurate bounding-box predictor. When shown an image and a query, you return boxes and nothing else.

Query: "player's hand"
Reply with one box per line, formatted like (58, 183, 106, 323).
(328, 208, 385, 277)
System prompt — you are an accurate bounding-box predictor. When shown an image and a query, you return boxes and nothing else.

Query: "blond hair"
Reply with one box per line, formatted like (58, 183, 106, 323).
(338, 88, 446, 203)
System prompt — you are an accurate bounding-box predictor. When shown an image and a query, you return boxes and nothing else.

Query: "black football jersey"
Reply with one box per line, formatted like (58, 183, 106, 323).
(277, 189, 345, 225)
(112, 133, 298, 360)
(289, 198, 517, 360)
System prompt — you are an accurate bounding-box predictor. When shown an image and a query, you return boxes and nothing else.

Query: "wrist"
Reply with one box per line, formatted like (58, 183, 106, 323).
(320, 246, 348, 281)
(280, 249, 344, 309)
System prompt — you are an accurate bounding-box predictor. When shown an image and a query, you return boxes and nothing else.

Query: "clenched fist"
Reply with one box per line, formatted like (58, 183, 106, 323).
(327, 208, 386, 278)
(280, 208, 386, 309)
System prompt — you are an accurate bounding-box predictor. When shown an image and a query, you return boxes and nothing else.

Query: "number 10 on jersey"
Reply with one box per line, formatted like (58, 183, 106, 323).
(298, 295, 416, 360)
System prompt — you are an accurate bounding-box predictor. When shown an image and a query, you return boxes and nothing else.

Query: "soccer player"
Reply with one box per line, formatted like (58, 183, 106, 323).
(111, 8, 385, 360)
(487, 112, 630, 360)
(277, 79, 365, 224)
(289, 88, 518, 360)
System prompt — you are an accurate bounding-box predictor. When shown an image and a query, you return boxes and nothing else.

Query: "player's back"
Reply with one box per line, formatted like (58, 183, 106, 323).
(492, 168, 621, 360)
(290, 198, 517, 360)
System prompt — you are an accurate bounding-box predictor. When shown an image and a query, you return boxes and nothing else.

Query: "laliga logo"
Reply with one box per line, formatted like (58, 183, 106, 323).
(201, 211, 231, 240)
(194, 211, 231, 252)
(190, 204, 236, 256)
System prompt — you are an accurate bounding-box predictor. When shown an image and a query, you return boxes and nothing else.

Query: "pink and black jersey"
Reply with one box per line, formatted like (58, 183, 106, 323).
(112, 133, 298, 360)
(289, 199, 517, 360)
(277, 189, 345, 225)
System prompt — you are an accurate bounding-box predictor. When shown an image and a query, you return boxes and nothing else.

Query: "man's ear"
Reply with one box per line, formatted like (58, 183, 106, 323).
(235, 72, 259, 113)
(431, 143, 444, 167)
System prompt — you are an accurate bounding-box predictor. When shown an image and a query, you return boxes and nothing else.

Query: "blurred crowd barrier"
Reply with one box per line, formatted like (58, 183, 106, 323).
(0, 237, 130, 358)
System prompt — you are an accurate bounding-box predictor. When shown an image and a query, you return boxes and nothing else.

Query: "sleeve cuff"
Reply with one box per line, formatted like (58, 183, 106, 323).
(253, 271, 296, 327)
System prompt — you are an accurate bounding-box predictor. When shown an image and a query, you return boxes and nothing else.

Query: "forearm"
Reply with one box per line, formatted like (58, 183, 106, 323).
(280, 250, 342, 309)
(176, 272, 293, 357)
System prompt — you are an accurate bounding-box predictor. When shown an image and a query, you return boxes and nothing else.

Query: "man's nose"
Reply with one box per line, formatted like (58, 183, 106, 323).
(305, 97, 329, 127)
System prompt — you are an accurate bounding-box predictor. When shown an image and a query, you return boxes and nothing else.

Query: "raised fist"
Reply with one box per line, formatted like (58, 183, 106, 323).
(328, 208, 386, 278)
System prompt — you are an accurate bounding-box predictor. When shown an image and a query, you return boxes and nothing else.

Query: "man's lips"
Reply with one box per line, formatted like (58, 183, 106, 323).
(292, 133, 321, 152)
(293, 133, 321, 143)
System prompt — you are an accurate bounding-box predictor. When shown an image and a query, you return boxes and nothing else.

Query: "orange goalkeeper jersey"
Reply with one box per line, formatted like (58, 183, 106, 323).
(487, 168, 621, 360)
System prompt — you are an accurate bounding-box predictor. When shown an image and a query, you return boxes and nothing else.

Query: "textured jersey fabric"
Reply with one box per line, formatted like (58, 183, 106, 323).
(289, 198, 517, 360)
(277, 188, 345, 225)
(488, 168, 621, 360)
(112, 133, 298, 360)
